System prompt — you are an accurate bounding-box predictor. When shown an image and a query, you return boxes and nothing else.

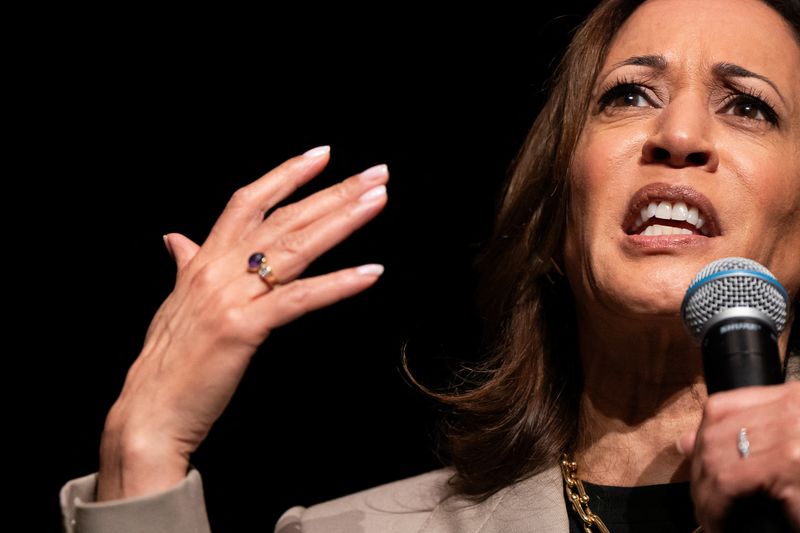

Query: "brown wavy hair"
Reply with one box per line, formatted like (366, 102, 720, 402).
(410, 0, 800, 501)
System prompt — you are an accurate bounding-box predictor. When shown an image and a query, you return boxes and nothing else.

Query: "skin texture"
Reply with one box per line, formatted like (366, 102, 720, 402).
(98, 148, 390, 499)
(563, 0, 800, 530)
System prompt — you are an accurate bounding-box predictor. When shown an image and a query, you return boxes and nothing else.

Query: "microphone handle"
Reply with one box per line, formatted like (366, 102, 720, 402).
(702, 316, 783, 395)
(701, 316, 791, 532)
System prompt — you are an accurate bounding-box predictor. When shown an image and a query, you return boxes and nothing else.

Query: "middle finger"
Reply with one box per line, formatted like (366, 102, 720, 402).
(265, 182, 388, 281)
(261, 163, 389, 235)
(232, 181, 389, 298)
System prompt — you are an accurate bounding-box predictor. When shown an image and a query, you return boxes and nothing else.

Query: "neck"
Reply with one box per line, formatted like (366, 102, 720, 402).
(574, 313, 707, 486)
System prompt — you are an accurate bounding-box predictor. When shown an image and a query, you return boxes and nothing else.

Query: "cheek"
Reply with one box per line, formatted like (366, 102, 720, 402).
(564, 130, 640, 295)
(761, 174, 800, 231)
(567, 129, 641, 244)
(728, 150, 800, 297)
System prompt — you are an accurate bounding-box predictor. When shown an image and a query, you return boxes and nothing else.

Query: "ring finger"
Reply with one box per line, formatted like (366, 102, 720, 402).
(235, 181, 388, 298)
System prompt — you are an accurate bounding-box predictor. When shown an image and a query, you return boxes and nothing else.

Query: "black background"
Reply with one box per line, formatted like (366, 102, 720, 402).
(32, 5, 598, 531)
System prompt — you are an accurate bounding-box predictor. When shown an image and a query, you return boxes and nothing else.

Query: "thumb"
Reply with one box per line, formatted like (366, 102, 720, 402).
(163, 233, 200, 269)
(676, 431, 697, 457)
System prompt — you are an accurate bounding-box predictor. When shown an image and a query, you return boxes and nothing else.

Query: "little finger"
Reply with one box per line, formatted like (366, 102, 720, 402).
(244, 264, 385, 334)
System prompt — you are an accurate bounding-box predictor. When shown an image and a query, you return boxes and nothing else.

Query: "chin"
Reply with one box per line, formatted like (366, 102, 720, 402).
(621, 290, 684, 319)
(599, 264, 698, 320)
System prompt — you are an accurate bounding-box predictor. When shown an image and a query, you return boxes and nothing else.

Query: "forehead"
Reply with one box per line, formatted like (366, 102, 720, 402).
(604, 0, 799, 82)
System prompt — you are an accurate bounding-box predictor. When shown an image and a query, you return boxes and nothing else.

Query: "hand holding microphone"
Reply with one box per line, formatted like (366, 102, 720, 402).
(680, 257, 798, 532)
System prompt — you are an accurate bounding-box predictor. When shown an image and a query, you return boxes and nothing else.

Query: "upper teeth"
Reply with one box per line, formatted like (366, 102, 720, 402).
(633, 200, 708, 235)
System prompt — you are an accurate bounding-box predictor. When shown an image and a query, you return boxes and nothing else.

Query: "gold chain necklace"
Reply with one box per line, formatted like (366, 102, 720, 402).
(560, 453, 703, 533)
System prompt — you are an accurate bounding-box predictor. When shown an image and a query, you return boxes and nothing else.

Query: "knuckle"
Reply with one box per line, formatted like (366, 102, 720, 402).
(776, 484, 799, 508)
(781, 441, 800, 465)
(269, 204, 300, 227)
(217, 307, 247, 336)
(332, 180, 352, 201)
(191, 264, 219, 291)
(228, 186, 256, 209)
(703, 396, 726, 422)
(276, 232, 308, 258)
(285, 281, 311, 307)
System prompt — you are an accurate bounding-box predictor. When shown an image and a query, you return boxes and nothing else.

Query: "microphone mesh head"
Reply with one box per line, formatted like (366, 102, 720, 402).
(681, 257, 788, 340)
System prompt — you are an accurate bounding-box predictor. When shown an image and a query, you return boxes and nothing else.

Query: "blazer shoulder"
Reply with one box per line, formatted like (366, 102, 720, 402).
(274, 468, 455, 533)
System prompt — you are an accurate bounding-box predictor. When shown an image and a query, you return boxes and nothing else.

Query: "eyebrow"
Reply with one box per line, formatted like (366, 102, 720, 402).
(607, 55, 785, 104)
(713, 62, 785, 104)
(611, 54, 668, 71)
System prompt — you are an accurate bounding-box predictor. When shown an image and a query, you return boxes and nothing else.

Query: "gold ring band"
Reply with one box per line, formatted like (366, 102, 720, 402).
(248, 252, 282, 288)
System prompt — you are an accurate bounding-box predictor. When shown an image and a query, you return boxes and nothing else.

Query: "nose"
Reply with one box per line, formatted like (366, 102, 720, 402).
(641, 94, 719, 171)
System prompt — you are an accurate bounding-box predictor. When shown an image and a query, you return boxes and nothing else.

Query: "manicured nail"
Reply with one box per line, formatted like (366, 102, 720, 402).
(162, 235, 174, 260)
(359, 164, 388, 183)
(303, 145, 330, 158)
(357, 264, 384, 276)
(358, 184, 387, 203)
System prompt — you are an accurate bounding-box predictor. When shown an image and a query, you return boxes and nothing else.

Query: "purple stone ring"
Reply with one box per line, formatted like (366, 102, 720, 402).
(247, 252, 282, 288)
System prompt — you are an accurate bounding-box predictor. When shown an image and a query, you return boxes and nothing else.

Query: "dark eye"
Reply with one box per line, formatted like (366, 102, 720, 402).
(613, 92, 648, 107)
(599, 83, 653, 110)
(721, 95, 778, 125)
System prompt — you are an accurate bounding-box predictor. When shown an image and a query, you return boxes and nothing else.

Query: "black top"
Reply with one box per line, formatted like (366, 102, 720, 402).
(566, 480, 699, 533)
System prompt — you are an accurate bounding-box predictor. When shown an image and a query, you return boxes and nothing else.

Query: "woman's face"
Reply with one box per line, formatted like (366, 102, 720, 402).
(564, 0, 800, 327)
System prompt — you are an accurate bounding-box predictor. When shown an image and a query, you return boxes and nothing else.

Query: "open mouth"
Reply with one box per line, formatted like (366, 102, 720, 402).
(623, 183, 721, 238)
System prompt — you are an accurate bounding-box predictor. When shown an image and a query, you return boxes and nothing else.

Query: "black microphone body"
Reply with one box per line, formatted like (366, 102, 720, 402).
(702, 314, 783, 394)
(683, 257, 791, 532)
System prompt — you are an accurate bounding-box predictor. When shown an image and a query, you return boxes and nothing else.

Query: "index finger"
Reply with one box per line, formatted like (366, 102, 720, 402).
(703, 382, 798, 421)
(678, 382, 797, 456)
(203, 146, 332, 255)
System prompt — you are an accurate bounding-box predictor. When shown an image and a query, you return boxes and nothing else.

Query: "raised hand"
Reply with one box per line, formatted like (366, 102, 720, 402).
(97, 146, 389, 501)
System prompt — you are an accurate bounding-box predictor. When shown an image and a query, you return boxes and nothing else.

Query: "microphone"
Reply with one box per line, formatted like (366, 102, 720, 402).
(682, 257, 791, 532)
(682, 257, 789, 393)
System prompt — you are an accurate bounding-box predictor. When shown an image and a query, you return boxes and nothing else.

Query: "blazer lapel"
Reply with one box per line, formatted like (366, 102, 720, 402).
(420, 465, 568, 533)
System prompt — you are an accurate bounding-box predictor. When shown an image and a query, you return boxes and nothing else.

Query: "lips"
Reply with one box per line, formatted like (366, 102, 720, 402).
(622, 183, 721, 238)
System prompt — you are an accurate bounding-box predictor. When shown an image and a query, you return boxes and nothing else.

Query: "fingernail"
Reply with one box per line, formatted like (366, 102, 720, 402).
(303, 145, 330, 158)
(162, 235, 174, 259)
(357, 264, 384, 276)
(358, 184, 387, 203)
(359, 164, 388, 183)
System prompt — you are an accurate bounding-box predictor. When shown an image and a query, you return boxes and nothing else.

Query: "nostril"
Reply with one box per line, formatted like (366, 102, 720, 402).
(686, 152, 709, 166)
(652, 147, 670, 161)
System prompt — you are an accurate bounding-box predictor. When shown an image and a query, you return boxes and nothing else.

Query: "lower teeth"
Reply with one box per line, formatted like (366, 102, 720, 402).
(640, 224, 695, 236)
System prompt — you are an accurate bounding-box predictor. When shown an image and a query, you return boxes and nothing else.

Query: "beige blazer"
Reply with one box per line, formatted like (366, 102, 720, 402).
(60, 465, 568, 532)
(60, 364, 800, 532)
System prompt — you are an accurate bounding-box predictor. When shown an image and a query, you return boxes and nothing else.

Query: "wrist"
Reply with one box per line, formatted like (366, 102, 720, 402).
(97, 413, 189, 501)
